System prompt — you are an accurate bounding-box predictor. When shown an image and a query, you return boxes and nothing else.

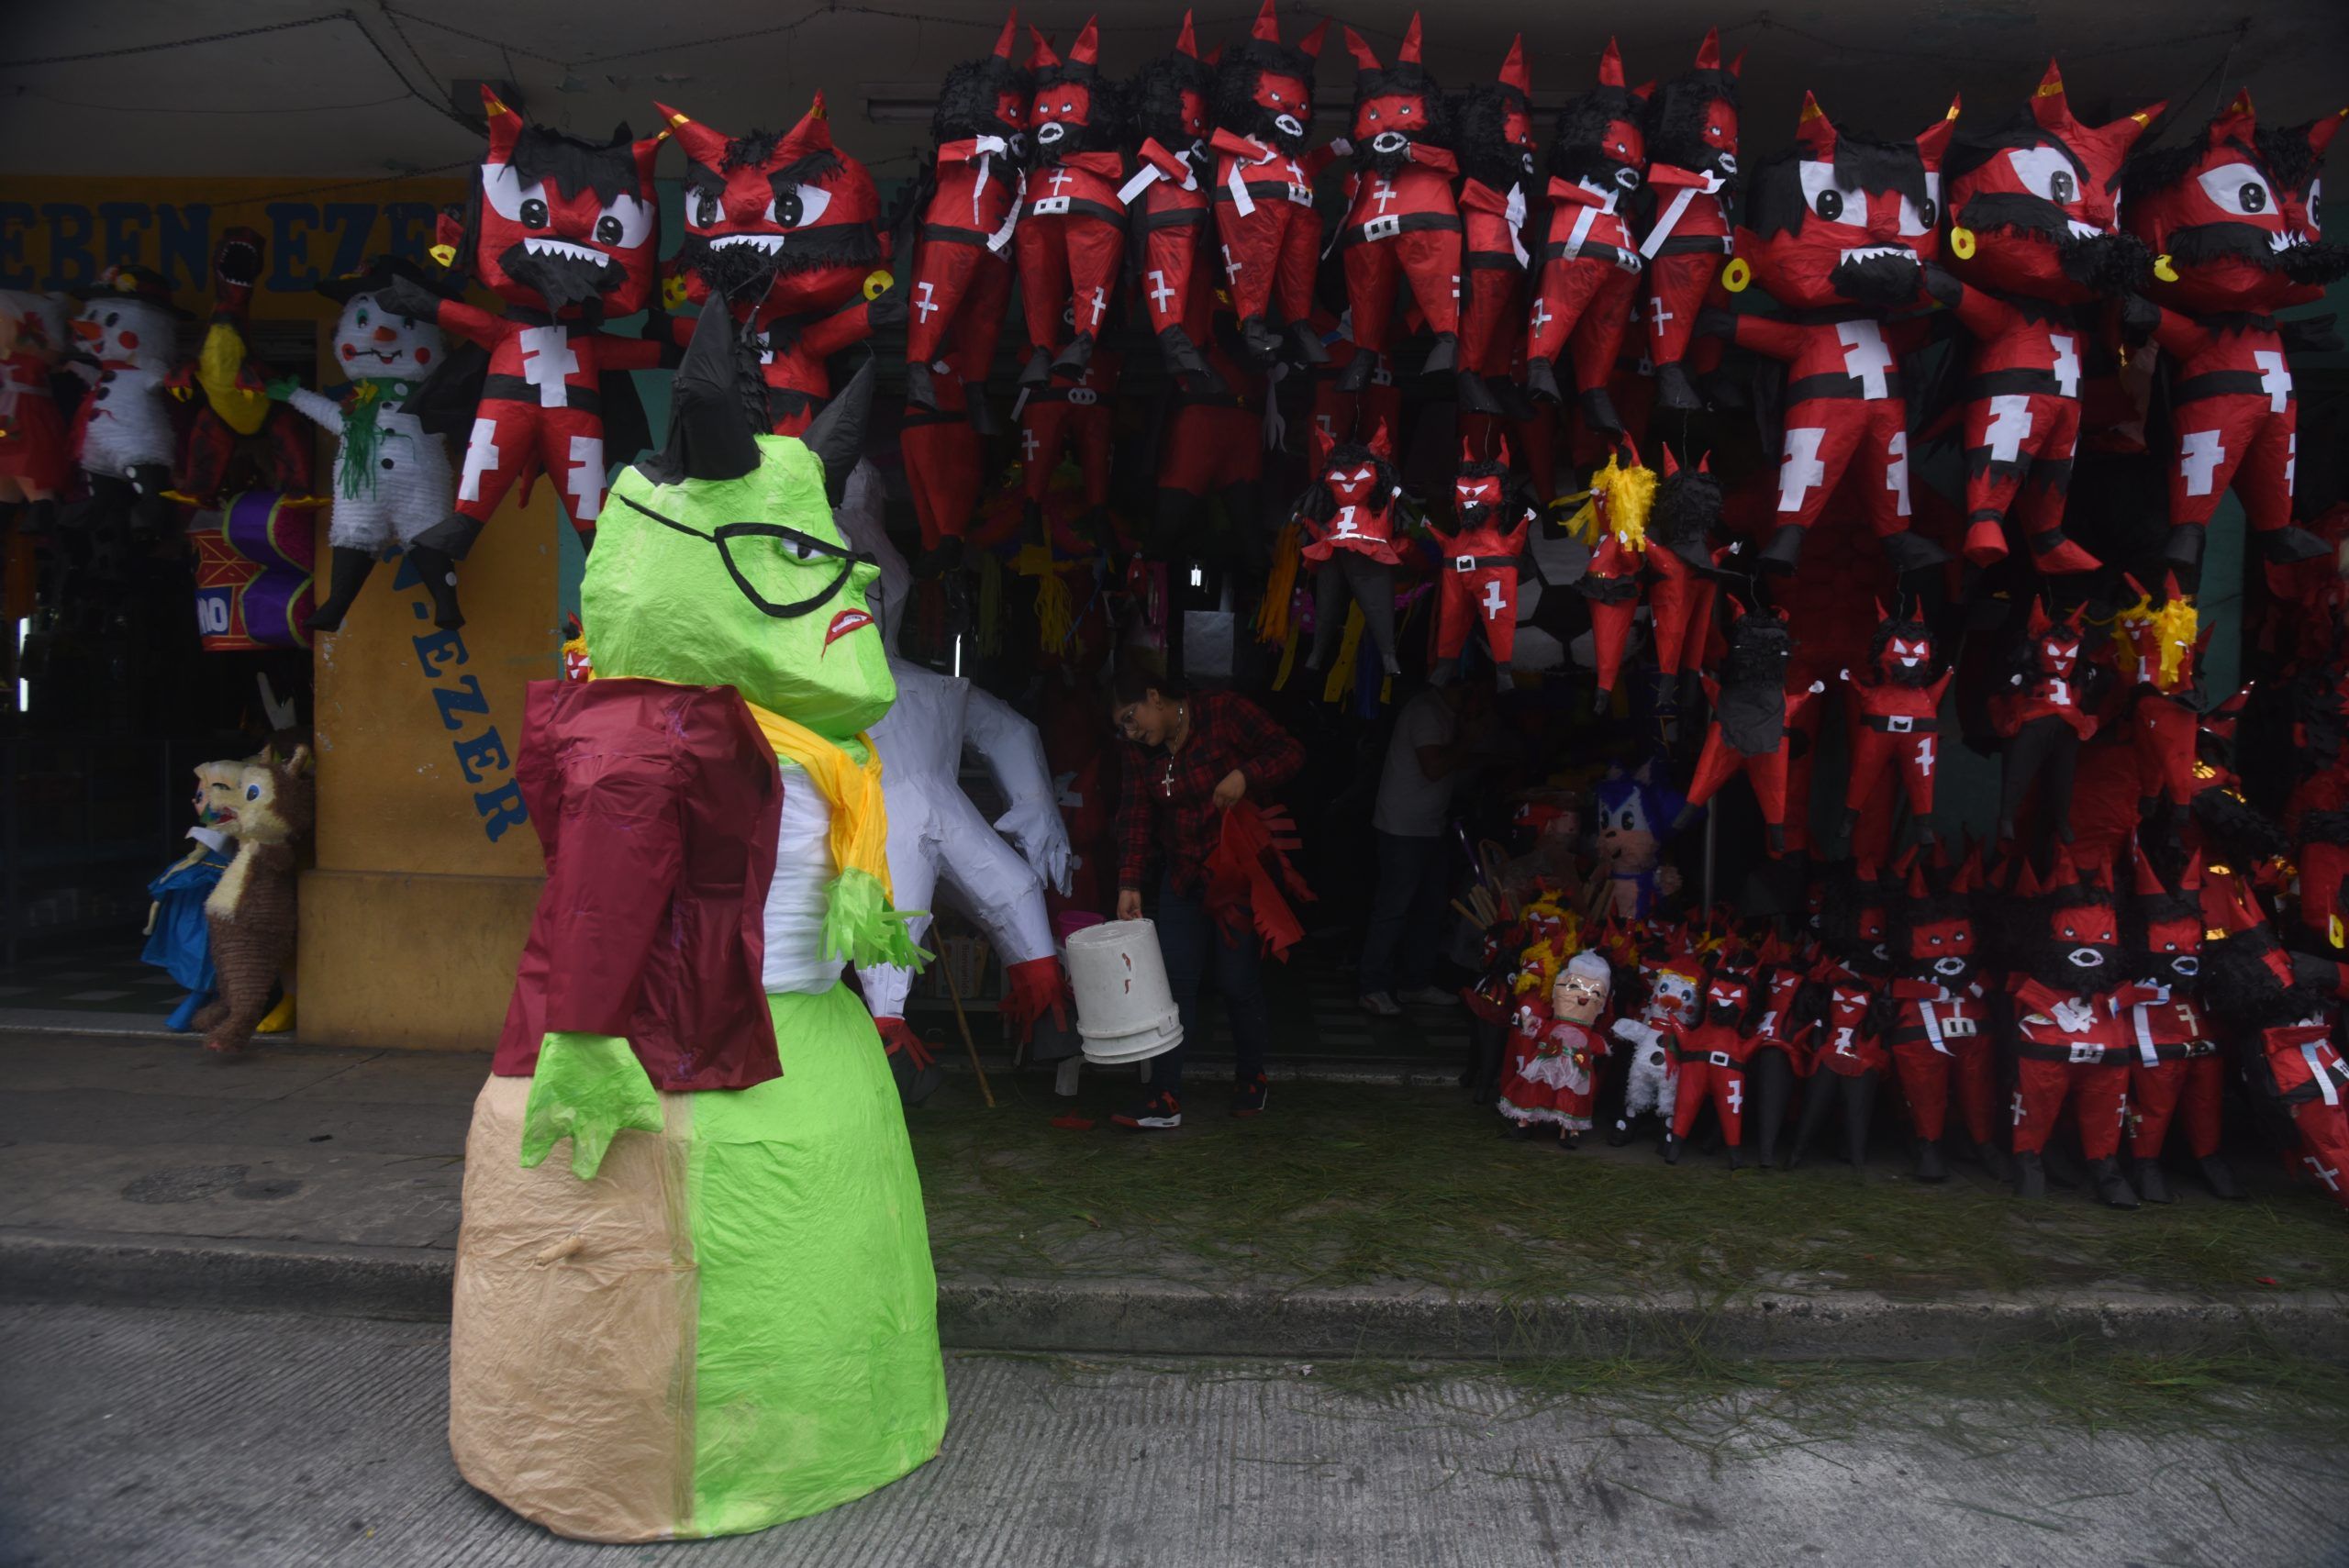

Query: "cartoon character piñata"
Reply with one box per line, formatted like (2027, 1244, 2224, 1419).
(1698, 93, 1957, 573)
(2115, 840, 2240, 1200)
(1499, 948, 1613, 1142)
(2122, 93, 2344, 571)
(386, 88, 667, 627)
(2003, 850, 2138, 1206)
(1211, 0, 1334, 366)
(449, 309, 944, 1540)
(1295, 418, 1410, 677)
(662, 92, 889, 437)
(1883, 849, 1997, 1182)
(275, 259, 452, 630)
(1453, 36, 1538, 416)
(1928, 61, 2160, 573)
(1332, 15, 1461, 392)
(1640, 28, 1742, 411)
(1431, 444, 1533, 684)
(1017, 18, 1128, 385)
(1524, 39, 1646, 437)
(1840, 595, 1950, 845)
(1125, 11, 1225, 391)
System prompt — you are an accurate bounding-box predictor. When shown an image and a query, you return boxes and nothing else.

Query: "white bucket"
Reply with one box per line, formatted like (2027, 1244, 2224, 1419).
(1066, 918, 1184, 1064)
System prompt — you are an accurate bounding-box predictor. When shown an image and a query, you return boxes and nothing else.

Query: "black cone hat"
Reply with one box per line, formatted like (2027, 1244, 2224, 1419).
(661, 304, 763, 484)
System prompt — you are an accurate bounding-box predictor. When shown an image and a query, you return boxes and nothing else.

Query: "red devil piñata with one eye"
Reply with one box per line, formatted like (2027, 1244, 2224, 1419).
(1928, 61, 2161, 573)
(2123, 92, 2347, 572)
(1698, 92, 1957, 576)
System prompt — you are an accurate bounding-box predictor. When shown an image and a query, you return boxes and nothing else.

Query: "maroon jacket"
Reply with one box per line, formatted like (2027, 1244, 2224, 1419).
(495, 678, 784, 1090)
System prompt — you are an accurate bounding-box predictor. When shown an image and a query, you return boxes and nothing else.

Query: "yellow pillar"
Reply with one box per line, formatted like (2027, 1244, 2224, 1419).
(296, 497, 561, 1050)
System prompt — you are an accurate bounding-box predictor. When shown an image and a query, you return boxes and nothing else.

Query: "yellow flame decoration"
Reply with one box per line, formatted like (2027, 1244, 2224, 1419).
(2115, 588, 2198, 691)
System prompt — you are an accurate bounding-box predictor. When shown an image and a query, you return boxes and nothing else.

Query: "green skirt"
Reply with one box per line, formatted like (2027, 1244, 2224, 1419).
(450, 984, 948, 1541)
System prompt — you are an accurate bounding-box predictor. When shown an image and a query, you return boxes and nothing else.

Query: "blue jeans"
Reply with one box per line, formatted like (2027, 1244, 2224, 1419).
(1358, 831, 1448, 995)
(1152, 877, 1270, 1097)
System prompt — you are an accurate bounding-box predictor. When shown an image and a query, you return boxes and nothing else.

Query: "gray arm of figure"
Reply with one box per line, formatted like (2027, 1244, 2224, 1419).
(961, 684, 1073, 895)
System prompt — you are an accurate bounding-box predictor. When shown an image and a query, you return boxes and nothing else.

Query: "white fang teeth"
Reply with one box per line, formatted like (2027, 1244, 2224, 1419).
(2270, 230, 2308, 252)
(522, 238, 601, 263)
(1837, 246, 1911, 265)
(2067, 219, 2103, 240)
(712, 234, 785, 253)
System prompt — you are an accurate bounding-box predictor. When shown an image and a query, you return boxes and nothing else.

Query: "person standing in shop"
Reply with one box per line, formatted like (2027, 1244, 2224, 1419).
(1109, 664, 1305, 1129)
(1359, 683, 1485, 1016)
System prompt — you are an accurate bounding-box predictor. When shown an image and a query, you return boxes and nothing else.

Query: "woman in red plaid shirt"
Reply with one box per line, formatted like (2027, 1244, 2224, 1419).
(1109, 665, 1306, 1128)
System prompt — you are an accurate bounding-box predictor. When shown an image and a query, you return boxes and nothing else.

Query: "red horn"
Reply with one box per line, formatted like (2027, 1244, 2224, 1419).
(1071, 15, 1099, 69)
(481, 83, 524, 162)
(775, 93, 835, 161)
(1343, 26, 1382, 74)
(1174, 8, 1197, 59)
(1398, 13, 1423, 67)
(1251, 0, 1280, 45)
(1597, 37, 1626, 89)
(2310, 106, 2348, 158)
(1026, 25, 1061, 72)
(1796, 92, 1837, 161)
(655, 101, 729, 167)
(1694, 27, 1721, 70)
(1498, 34, 1531, 95)
(992, 8, 1019, 61)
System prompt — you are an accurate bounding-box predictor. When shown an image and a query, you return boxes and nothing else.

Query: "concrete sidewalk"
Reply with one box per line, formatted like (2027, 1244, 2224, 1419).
(10, 1302, 2345, 1567)
(2, 1033, 2343, 1363)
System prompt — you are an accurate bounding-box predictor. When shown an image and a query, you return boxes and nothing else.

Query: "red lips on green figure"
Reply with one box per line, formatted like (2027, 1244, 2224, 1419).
(823, 607, 873, 654)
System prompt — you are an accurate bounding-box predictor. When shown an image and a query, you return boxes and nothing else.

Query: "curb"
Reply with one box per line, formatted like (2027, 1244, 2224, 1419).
(0, 1230, 454, 1322)
(6, 1228, 2343, 1363)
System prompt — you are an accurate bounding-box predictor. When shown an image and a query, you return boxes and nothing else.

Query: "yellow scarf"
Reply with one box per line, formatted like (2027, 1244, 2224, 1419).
(742, 700, 894, 899)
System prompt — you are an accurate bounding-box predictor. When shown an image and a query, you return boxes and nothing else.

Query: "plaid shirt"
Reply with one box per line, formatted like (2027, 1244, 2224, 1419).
(1115, 689, 1305, 894)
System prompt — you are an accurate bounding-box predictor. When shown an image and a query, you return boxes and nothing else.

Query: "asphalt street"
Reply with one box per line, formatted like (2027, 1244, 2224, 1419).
(1, 1304, 2343, 1567)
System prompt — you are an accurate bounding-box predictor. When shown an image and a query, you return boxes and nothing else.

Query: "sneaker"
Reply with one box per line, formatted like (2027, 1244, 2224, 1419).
(1360, 992, 1402, 1017)
(1398, 986, 1458, 1008)
(1231, 1073, 1270, 1118)
(1111, 1090, 1183, 1130)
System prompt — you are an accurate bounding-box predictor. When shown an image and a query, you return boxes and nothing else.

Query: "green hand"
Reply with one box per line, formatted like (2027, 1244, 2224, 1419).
(518, 1032, 664, 1180)
(264, 375, 301, 403)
